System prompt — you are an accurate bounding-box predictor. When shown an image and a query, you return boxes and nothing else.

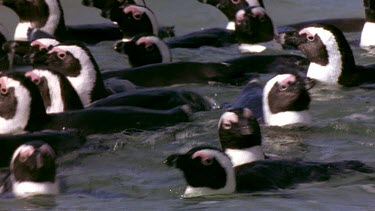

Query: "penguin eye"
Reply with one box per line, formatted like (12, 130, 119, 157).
(133, 13, 142, 20)
(279, 84, 288, 91)
(0, 88, 8, 96)
(259, 16, 265, 22)
(19, 155, 29, 163)
(222, 122, 232, 129)
(57, 52, 66, 60)
(145, 45, 155, 51)
(201, 158, 213, 166)
(307, 35, 315, 42)
(231, 0, 241, 4)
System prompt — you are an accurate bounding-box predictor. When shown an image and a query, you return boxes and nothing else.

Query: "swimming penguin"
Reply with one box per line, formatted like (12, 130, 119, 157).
(197, 0, 265, 30)
(25, 69, 84, 113)
(262, 73, 314, 127)
(0, 72, 191, 135)
(222, 73, 314, 127)
(360, 0, 375, 48)
(0, 141, 59, 198)
(0, 0, 122, 43)
(25, 67, 213, 112)
(114, 35, 171, 67)
(164, 146, 374, 198)
(235, 6, 282, 53)
(0, 130, 85, 168)
(282, 23, 375, 87)
(218, 107, 265, 167)
(39, 42, 109, 106)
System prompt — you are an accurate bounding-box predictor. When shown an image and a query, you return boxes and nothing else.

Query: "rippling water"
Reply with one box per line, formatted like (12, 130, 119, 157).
(0, 0, 374, 210)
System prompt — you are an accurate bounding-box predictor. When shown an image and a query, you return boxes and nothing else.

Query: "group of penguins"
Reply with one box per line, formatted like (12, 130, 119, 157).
(0, 0, 374, 199)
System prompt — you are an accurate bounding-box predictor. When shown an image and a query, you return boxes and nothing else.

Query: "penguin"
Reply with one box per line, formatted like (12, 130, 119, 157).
(235, 6, 282, 53)
(360, 0, 375, 48)
(0, 72, 192, 135)
(40, 42, 109, 106)
(262, 73, 314, 127)
(25, 69, 84, 113)
(282, 23, 375, 87)
(222, 73, 314, 127)
(0, 141, 59, 198)
(218, 107, 265, 167)
(24, 67, 213, 113)
(88, 87, 214, 112)
(196, 0, 265, 30)
(100, 53, 309, 87)
(113, 34, 171, 67)
(0, 0, 122, 43)
(164, 146, 374, 198)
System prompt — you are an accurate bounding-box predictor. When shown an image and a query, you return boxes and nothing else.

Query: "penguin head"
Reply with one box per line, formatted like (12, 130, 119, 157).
(165, 146, 236, 198)
(114, 34, 171, 67)
(235, 6, 275, 43)
(10, 141, 59, 198)
(263, 73, 314, 127)
(218, 107, 262, 150)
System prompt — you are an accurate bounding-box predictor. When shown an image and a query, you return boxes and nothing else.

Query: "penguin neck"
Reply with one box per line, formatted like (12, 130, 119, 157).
(307, 32, 356, 85)
(39, 71, 65, 114)
(225, 146, 265, 167)
(11, 175, 59, 198)
(263, 109, 311, 127)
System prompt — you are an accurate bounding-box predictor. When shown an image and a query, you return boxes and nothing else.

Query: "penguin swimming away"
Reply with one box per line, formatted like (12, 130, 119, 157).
(0, 0, 122, 43)
(282, 23, 375, 87)
(114, 35, 171, 67)
(0, 72, 192, 135)
(1, 141, 59, 198)
(165, 146, 374, 198)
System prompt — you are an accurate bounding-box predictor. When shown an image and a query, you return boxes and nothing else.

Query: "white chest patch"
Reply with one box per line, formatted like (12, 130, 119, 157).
(14, 22, 31, 41)
(225, 146, 265, 167)
(55, 46, 96, 106)
(12, 180, 59, 198)
(33, 69, 65, 114)
(360, 22, 375, 48)
(0, 77, 31, 134)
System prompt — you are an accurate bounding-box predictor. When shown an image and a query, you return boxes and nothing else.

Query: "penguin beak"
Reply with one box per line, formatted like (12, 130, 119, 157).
(164, 154, 180, 167)
(279, 31, 308, 48)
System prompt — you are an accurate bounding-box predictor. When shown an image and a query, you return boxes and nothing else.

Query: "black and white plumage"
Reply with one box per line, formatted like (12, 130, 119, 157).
(263, 74, 313, 127)
(25, 69, 84, 113)
(41, 42, 109, 106)
(0, 0, 122, 43)
(114, 35, 171, 67)
(1, 141, 59, 198)
(218, 107, 265, 167)
(283, 23, 375, 87)
(0, 72, 192, 135)
(165, 146, 374, 198)
(0, 23, 10, 71)
(235, 6, 282, 53)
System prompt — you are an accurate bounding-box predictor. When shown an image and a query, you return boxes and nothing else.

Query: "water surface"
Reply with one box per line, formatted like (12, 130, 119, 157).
(0, 0, 374, 210)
